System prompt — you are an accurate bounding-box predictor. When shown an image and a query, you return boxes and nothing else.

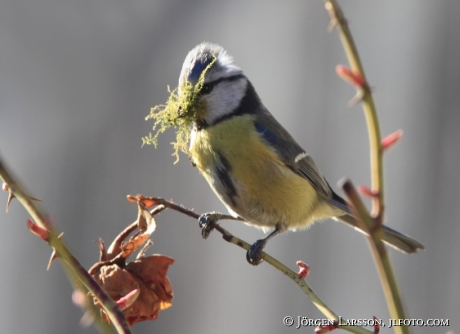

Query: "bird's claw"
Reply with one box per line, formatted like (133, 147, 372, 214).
(198, 212, 220, 239)
(246, 239, 267, 266)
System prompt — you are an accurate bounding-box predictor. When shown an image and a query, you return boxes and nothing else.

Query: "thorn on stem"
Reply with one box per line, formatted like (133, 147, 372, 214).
(358, 185, 379, 198)
(348, 91, 365, 106)
(335, 65, 371, 105)
(327, 17, 338, 32)
(373, 316, 381, 334)
(47, 232, 64, 270)
(336, 65, 366, 88)
(116, 288, 140, 311)
(324, 2, 345, 32)
(3, 182, 14, 212)
(296, 261, 310, 279)
(27, 218, 50, 241)
(381, 130, 403, 151)
(3, 183, 42, 212)
(47, 250, 57, 271)
(315, 320, 338, 333)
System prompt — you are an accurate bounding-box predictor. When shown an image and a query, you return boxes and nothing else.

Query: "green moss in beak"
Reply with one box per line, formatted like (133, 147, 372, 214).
(142, 56, 217, 163)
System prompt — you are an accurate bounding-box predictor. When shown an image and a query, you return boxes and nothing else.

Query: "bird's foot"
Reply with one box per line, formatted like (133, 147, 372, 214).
(198, 212, 223, 239)
(246, 239, 267, 266)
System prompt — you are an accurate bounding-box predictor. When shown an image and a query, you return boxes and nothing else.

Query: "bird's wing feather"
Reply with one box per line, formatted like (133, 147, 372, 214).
(254, 111, 333, 198)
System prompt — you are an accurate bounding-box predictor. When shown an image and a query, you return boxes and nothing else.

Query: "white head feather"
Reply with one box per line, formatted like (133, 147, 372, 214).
(179, 42, 248, 126)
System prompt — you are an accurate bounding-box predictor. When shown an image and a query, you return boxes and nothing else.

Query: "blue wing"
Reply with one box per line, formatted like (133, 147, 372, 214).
(254, 120, 332, 197)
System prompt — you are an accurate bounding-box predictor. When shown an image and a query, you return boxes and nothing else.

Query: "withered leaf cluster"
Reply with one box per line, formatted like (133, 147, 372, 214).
(89, 198, 174, 325)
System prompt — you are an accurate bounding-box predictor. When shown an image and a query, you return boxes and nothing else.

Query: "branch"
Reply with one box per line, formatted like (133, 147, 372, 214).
(324, 1, 410, 333)
(131, 196, 374, 334)
(341, 180, 407, 334)
(0, 158, 132, 334)
(324, 0, 383, 217)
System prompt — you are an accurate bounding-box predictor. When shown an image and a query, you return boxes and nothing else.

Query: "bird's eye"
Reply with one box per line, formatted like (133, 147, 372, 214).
(200, 83, 214, 95)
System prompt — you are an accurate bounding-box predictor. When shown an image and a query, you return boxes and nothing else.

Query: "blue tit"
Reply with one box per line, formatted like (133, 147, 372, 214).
(178, 42, 423, 265)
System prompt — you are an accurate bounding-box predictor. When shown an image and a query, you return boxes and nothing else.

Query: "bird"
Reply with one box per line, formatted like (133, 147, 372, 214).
(175, 42, 423, 265)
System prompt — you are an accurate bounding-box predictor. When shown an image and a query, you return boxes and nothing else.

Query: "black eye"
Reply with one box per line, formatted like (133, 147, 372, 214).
(200, 83, 214, 95)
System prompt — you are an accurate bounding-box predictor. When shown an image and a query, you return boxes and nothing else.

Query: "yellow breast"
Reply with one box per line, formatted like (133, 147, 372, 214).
(189, 115, 321, 230)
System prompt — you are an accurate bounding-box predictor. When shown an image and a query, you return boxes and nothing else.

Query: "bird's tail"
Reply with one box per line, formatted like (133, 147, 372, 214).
(337, 214, 424, 254)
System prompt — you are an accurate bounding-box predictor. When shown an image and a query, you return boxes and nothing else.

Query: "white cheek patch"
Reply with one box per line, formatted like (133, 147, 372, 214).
(205, 79, 248, 125)
(294, 152, 308, 163)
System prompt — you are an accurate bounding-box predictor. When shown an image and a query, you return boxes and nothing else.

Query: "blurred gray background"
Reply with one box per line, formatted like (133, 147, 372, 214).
(0, 0, 458, 333)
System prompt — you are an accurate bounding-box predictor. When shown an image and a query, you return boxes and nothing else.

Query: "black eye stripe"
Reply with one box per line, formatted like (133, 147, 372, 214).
(200, 83, 214, 94)
(199, 74, 245, 95)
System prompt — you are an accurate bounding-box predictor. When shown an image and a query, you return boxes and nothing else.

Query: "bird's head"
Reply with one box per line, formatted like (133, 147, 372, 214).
(144, 43, 250, 161)
(178, 42, 247, 128)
